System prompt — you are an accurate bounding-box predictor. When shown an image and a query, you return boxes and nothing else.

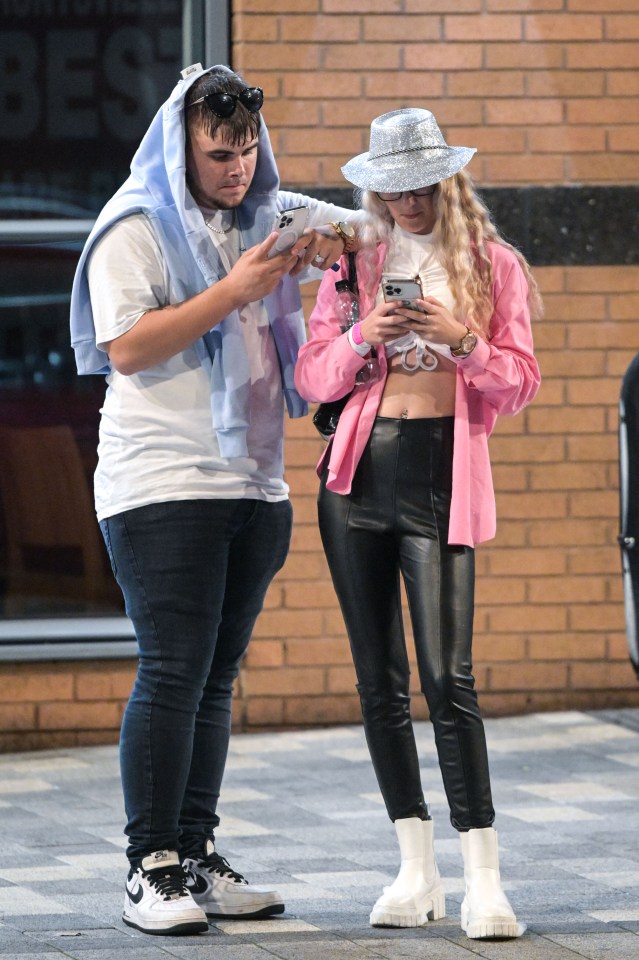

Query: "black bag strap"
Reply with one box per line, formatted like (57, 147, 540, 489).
(346, 251, 358, 296)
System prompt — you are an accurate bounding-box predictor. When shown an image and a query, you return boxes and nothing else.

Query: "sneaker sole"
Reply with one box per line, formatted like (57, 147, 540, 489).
(203, 902, 285, 920)
(123, 913, 209, 936)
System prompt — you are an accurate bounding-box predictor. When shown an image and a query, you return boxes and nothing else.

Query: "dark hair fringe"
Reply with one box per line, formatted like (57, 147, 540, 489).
(185, 67, 261, 145)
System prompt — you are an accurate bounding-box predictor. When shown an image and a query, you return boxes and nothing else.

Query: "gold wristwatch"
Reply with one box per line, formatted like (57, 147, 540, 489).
(331, 221, 357, 253)
(451, 326, 478, 357)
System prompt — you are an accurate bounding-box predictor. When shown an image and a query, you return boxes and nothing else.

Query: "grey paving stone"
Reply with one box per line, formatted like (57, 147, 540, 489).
(1, 711, 639, 960)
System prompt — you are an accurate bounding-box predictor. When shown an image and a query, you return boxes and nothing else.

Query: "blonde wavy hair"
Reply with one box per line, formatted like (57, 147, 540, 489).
(358, 169, 543, 335)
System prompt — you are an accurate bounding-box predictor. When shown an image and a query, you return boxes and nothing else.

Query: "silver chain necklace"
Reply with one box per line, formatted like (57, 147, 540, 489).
(204, 209, 235, 235)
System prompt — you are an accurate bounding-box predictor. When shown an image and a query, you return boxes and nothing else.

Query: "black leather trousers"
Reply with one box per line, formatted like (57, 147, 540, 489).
(318, 416, 495, 832)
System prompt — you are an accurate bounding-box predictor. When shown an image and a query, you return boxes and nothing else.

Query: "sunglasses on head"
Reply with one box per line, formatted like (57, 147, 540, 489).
(376, 185, 437, 201)
(188, 86, 264, 119)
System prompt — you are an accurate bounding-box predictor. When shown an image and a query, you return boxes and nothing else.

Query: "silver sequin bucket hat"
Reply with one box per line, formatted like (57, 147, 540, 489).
(341, 108, 476, 192)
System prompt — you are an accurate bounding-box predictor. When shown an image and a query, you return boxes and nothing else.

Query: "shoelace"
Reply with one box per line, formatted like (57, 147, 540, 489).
(143, 865, 190, 901)
(200, 851, 247, 885)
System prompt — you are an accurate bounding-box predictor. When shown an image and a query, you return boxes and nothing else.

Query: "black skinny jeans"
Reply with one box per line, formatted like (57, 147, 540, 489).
(318, 416, 495, 832)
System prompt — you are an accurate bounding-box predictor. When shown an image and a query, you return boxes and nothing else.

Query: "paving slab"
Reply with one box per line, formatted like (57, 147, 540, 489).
(0, 709, 639, 958)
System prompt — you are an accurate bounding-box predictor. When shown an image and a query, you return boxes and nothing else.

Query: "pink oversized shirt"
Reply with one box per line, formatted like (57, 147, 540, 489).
(294, 241, 541, 547)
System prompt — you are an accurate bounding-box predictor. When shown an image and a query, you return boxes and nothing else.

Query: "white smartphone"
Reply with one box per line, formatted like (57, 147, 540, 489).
(267, 205, 308, 258)
(382, 276, 424, 310)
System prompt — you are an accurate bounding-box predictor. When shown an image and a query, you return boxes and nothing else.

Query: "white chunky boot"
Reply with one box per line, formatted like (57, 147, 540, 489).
(370, 817, 446, 927)
(460, 827, 525, 939)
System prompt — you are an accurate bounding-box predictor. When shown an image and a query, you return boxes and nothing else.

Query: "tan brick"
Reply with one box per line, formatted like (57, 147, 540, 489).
(607, 71, 639, 95)
(528, 127, 606, 153)
(448, 71, 525, 97)
(282, 694, 362, 726)
(488, 0, 563, 10)
(236, 0, 319, 10)
(281, 15, 361, 41)
(528, 634, 606, 661)
(39, 701, 121, 731)
(488, 434, 566, 463)
(484, 153, 564, 183)
(473, 635, 527, 662)
(0, 703, 36, 731)
(570, 661, 637, 689)
(488, 662, 569, 690)
(606, 16, 639, 39)
(566, 42, 639, 69)
(496, 491, 567, 518)
(569, 604, 625, 632)
(485, 42, 563, 68)
(565, 268, 639, 294)
(407, 0, 480, 9)
(529, 576, 606, 604)
(282, 71, 365, 99)
(527, 406, 606, 434)
(327, 665, 357, 694)
(568, 154, 639, 181)
(253, 609, 323, 638)
(487, 547, 568, 576)
(484, 100, 564, 126)
(364, 72, 445, 98)
(524, 13, 603, 40)
(529, 518, 612, 547)
(322, 0, 402, 10)
(233, 15, 279, 41)
(569, 546, 619, 575)
(74, 666, 135, 701)
(324, 43, 401, 70)
(243, 666, 326, 697)
(364, 16, 440, 41)
(489, 604, 568, 633)
(265, 100, 322, 127)
(568, 98, 639, 124)
(0, 667, 74, 704)
(286, 637, 352, 666)
(491, 464, 528, 490)
(529, 462, 608, 491)
(283, 583, 340, 609)
(244, 640, 285, 668)
(453, 127, 527, 154)
(475, 577, 527, 604)
(444, 14, 523, 40)
(245, 697, 285, 727)
(405, 44, 483, 71)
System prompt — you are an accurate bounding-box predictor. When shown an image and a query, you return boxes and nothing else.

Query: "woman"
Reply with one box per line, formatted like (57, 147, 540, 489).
(294, 109, 541, 940)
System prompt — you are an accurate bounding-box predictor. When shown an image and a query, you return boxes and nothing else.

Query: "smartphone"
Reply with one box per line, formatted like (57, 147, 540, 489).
(267, 206, 308, 258)
(382, 276, 424, 310)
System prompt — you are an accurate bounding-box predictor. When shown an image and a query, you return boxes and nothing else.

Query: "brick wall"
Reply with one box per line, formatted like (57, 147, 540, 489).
(1, 2, 638, 751)
(232, 0, 639, 726)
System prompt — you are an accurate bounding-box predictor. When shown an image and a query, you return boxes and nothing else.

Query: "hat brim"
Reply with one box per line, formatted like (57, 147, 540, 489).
(341, 145, 476, 192)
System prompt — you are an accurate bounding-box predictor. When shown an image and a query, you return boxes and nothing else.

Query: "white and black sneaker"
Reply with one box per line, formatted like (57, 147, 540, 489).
(123, 849, 208, 935)
(184, 839, 285, 919)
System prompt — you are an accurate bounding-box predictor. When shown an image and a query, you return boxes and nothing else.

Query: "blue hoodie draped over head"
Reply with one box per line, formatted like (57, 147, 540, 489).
(70, 63, 307, 458)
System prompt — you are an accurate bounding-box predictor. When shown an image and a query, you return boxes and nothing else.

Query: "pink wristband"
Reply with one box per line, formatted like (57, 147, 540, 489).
(351, 322, 365, 345)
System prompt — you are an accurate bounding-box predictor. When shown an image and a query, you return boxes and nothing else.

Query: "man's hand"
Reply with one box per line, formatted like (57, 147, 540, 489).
(224, 231, 300, 305)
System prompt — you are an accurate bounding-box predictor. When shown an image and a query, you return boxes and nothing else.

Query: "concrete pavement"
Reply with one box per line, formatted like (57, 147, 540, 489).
(1, 708, 639, 959)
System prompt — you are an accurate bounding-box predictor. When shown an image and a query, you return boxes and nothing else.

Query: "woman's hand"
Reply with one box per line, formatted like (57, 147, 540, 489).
(359, 301, 415, 345)
(289, 229, 345, 276)
(393, 296, 469, 348)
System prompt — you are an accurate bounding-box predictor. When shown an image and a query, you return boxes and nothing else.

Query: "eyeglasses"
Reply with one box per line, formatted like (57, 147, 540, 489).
(376, 186, 437, 201)
(187, 87, 264, 118)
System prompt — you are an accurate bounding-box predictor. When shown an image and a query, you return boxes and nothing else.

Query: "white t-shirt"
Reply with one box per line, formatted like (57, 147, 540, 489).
(87, 196, 354, 521)
(378, 227, 457, 365)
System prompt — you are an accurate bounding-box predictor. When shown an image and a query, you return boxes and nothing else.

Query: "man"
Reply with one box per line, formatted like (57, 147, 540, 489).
(70, 63, 359, 937)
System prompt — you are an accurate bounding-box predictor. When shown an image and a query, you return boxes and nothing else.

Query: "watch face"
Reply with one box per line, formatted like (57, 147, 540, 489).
(338, 221, 356, 239)
(462, 333, 477, 353)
